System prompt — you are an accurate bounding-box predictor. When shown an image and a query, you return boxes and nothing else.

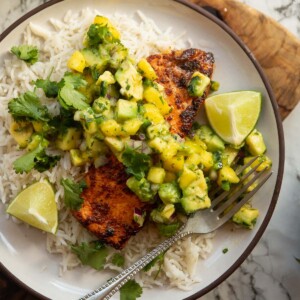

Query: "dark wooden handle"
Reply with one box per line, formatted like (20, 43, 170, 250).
(190, 0, 300, 119)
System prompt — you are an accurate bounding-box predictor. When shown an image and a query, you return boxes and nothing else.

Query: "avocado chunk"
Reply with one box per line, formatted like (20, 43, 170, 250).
(150, 204, 175, 223)
(158, 182, 181, 204)
(115, 59, 143, 100)
(126, 176, 156, 202)
(232, 204, 259, 229)
(196, 125, 225, 152)
(245, 129, 266, 156)
(101, 42, 128, 69)
(81, 48, 109, 73)
(187, 71, 211, 97)
(70, 149, 91, 166)
(56, 127, 82, 151)
(181, 169, 211, 213)
(115, 99, 138, 121)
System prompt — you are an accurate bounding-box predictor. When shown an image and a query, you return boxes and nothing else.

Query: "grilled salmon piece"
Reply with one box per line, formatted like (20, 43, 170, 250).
(147, 48, 215, 137)
(72, 155, 150, 249)
(73, 48, 215, 249)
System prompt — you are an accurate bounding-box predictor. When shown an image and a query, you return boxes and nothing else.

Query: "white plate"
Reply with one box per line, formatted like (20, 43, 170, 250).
(0, 0, 284, 299)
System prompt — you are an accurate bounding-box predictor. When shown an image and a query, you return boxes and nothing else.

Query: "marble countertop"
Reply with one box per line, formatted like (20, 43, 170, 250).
(0, 1, 299, 300)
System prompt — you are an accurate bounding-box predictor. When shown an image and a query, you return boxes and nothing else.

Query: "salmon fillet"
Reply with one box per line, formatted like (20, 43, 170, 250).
(73, 48, 215, 249)
(147, 48, 215, 137)
(72, 155, 150, 249)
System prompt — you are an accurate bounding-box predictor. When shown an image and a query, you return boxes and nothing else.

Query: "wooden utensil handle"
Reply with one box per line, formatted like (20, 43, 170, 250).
(190, 0, 300, 120)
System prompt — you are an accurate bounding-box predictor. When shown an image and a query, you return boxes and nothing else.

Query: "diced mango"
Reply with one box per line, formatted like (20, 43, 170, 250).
(122, 118, 143, 136)
(160, 141, 181, 161)
(104, 137, 125, 152)
(70, 149, 91, 166)
(67, 50, 85, 73)
(160, 203, 175, 220)
(143, 86, 171, 115)
(244, 155, 272, 172)
(147, 167, 166, 184)
(146, 123, 169, 139)
(94, 15, 121, 40)
(137, 58, 157, 80)
(185, 153, 202, 166)
(10, 120, 33, 148)
(100, 119, 122, 137)
(142, 103, 164, 124)
(163, 154, 184, 173)
(217, 166, 240, 187)
(56, 127, 82, 151)
(148, 137, 167, 153)
(178, 167, 198, 189)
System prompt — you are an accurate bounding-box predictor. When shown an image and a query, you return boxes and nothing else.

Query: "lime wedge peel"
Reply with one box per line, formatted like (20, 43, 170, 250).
(6, 180, 58, 234)
(205, 91, 262, 146)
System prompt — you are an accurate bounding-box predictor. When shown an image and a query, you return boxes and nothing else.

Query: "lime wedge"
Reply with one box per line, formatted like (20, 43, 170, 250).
(205, 91, 262, 146)
(6, 181, 58, 234)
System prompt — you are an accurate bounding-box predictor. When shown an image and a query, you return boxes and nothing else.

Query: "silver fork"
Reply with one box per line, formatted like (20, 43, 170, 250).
(79, 156, 272, 300)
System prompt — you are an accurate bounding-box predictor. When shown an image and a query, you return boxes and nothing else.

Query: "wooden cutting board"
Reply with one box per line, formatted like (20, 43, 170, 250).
(189, 0, 300, 120)
(1, 1, 299, 299)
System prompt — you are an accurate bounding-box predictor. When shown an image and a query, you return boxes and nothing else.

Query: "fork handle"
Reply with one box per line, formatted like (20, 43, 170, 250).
(79, 225, 189, 300)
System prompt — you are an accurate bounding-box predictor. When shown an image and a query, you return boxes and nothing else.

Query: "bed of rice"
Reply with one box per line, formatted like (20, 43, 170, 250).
(0, 8, 214, 290)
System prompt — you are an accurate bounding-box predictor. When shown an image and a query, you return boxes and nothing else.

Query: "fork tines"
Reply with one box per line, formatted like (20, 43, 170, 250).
(209, 156, 272, 219)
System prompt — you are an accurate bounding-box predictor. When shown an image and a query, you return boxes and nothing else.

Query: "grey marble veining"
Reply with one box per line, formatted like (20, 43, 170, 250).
(0, 0, 300, 300)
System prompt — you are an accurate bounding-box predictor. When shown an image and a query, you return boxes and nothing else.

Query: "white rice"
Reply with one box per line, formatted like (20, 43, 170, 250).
(0, 8, 214, 290)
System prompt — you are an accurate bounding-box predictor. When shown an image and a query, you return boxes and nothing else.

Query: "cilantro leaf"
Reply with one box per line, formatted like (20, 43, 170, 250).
(143, 252, 165, 272)
(8, 91, 51, 122)
(85, 24, 113, 47)
(62, 72, 87, 89)
(71, 241, 108, 270)
(58, 83, 89, 110)
(122, 147, 151, 180)
(13, 142, 60, 174)
(111, 253, 125, 267)
(156, 222, 181, 237)
(35, 78, 59, 98)
(120, 280, 142, 300)
(61, 178, 87, 210)
(11, 45, 39, 64)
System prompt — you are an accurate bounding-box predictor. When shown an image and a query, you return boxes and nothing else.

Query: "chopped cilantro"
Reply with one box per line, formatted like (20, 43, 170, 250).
(34, 78, 59, 98)
(222, 248, 229, 254)
(61, 178, 87, 210)
(62, 72, 87, 89)
(111, 253, 125, 267)
(13, 142, 60, 174)
(8, 91, 51, 122)
(85, 24, 114, 47)
(122, 147, 151, 180)
(156, 222, 181, 237)
(57, 73, 89, 110)
(58, 83, 89, 110)
(120, 279, 142, 300)
(11, 45, 39, 64)
(71, 241, 108, 270)
(143, 252, 165, 272)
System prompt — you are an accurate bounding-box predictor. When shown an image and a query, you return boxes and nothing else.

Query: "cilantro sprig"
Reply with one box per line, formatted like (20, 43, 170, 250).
(71, 241, 108, 270)
(122, 147, 151, 180)
(11, 45, 39, 64)
(61, 178, 87, 210)
(58, 73, 89, 110)
(120, 279, 143, 300)
(8, 91, 51, 122)
(13, 142, 60, 174)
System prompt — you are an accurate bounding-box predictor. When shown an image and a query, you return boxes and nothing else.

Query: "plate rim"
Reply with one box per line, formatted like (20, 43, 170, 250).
(0, 0, 285, 299)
